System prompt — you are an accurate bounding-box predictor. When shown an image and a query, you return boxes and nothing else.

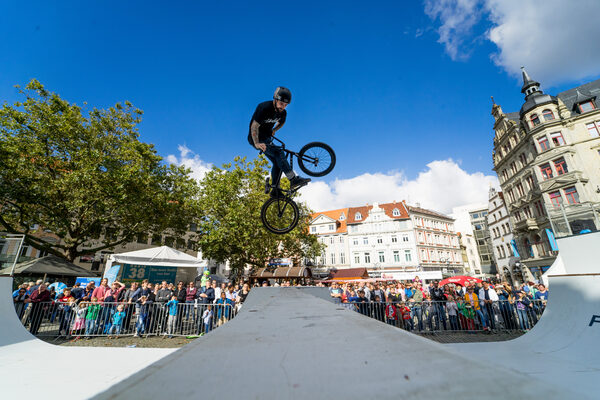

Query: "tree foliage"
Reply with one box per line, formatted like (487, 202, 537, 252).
(196, 156, 323, 278)
(0, 80, 199, 261)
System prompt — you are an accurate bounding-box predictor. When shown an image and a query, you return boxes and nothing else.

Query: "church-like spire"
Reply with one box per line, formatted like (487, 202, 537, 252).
(520, 66, 542, 99)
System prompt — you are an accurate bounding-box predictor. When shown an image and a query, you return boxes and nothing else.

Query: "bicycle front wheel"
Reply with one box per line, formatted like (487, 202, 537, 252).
(260, 197, 300, 234)
(297, 142, 336, 177)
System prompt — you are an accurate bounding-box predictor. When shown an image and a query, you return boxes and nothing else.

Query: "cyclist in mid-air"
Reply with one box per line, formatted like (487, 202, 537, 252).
(248, 86, 310, 197)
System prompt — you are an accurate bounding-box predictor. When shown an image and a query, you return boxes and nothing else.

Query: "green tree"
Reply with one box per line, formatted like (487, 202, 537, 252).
(196, 156, 323, 278)
(0, 80, 199, 261)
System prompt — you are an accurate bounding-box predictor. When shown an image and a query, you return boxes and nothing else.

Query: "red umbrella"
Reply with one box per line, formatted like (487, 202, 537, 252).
(439, 275, 482, 287)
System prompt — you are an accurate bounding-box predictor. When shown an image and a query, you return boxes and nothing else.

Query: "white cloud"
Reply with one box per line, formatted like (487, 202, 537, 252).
(299, 159, 498, 215)
(486, 0, 600, 85)
(424, 0, 483, 60)
(424, 0, 600, 85)
(166, 145, 212, 181)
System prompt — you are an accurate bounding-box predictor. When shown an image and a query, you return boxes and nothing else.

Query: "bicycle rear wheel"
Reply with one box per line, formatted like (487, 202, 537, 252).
(297, 142, 336, 177)
(260, 197, 300, 234)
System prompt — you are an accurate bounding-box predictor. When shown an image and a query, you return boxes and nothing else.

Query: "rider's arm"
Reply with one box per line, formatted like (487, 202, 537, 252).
(272, 119, 285, 135)
(250, 120, 266, 151)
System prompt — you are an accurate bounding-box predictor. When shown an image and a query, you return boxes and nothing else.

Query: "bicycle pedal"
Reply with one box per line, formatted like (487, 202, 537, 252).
(264, 177, 270, 194)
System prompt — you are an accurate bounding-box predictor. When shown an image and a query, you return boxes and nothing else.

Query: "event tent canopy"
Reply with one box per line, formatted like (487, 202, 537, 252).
(107, 246, 204, 268)
(0, 255, 97, 277)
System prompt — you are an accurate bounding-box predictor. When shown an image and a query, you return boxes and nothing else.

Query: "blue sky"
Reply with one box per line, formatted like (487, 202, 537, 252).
(2, 0, 599, 212)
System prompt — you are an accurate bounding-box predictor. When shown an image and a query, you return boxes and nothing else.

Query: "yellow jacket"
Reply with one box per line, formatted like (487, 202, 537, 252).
(464, 292, 480, 310)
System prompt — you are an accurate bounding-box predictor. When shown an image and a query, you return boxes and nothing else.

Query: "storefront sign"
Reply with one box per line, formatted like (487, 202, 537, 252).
(121, 264, 178, 284)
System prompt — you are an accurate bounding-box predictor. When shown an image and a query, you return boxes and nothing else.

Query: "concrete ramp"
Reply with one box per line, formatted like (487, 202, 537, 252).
(452, 232, 600, 397)
(0, 277, 175, 399)
(94, 287, 574, 400)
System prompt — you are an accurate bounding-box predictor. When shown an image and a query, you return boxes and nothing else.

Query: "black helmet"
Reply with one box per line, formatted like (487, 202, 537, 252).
(273, 86, 292, 104)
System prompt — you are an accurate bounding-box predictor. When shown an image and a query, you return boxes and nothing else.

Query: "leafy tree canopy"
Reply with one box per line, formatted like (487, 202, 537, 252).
(196, 156, 323, 278)
(0, 80, 199, 261)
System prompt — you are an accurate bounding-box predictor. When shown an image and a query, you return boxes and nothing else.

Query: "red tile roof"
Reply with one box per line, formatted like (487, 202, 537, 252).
(407, 205, 454, 221)
(380, 202, 410, 219)
(329, 268, 370, 280)
(310, 208, 349, 234)
(347, 205, 372, 224)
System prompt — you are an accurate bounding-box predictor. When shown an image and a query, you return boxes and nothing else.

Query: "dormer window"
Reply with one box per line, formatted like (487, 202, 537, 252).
(355, 212, 362, 220)
(392, 208, 400, 217)
(578, 101, 595, 113)
(542, 109, 555, 121)
(339, 212, 345, 221)
(530, 113, 540, 127)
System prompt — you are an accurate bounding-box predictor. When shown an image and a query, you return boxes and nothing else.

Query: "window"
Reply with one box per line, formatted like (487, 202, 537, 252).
(510, 162, 517, 175)
(330, 237, 334, 244)
(405, 250, 412, 262)
(474, 224, 482, 230)
(378, 251, 385, 262)
(502, 170, 509, 182)
(586, 122, 600, 137)
(507, 189, 515, 203)
(330, 253, 336, 265)
(549, 131, 565, 146)
(524, 206, 532, 219)
(537, 136, 550, 152)
(526, 174, 535, 190)
(578, 101, 595, 112)
(311, 226, 316, 233)
(516, 182, 525, 197)
(377, 237, 383, 244)
(514, 211, 522, 221)
(534, 200, 546, 217)
(392, 208, 400, 217)
(339, 212, 345, 220)
(391, 235, 397, 243)
(403, 234, 409, 242)
(540, 163, 553, 180)
(364, 252, 371, 263)
(363, 237, 368, 245)
(549, 191, 562, 208)
(339, 236, 344, 243)
(564, 187, 580, 204)
(329, 224, 335, 231)
(553, 157, 568, 175)
(530, 113, 540, 126)
(340, 253, 345, 264)
(353, 238, 358, 245)
(355, 212, 362, 220)
(354, 253, 360, 263)
(542, 109, 555, 121)
(519, 153, 527, 167)
(393, 251, 400, 262)
(471, 213, 479, 219)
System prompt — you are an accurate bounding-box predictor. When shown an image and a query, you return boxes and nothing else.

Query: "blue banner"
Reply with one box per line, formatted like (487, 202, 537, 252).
(510, 240, 520, 258)
(103, 264, 121, 286)
(546, 228, 559, 251)
(75, 277, 101, 288)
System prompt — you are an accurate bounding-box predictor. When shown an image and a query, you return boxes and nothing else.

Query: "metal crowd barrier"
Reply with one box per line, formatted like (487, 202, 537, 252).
(15, 301, 239, 338)
(343, 299, 546, 332)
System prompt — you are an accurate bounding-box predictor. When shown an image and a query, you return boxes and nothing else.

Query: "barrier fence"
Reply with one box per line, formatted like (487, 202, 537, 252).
(15, 301, 239, 338)
(342, 300, 545, 332)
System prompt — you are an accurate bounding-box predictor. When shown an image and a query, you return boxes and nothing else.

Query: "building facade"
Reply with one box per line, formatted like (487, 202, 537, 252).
(309, 208, 350, 271)
(468, 207, 495, 276)
(492, 69, 600, 280)
(487, 188, 519, 282)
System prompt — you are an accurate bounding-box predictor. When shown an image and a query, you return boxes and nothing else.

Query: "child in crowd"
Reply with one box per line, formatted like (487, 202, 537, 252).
(134, 295, 152, 337)
(84, 297, 101, 338)
(446, 295, 459, 330)
(71, 301, 87, 337)
(202, 305, 213, 334)
(108, 304, 126, 338)
(165, 295, 179, 338)
(399, 302, 413, 331)
(385, 300, 397, 326)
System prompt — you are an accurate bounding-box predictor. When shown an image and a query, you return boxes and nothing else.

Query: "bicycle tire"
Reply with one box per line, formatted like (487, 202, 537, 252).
(297, 142, 336, 177)
(260, 197, 300, 234)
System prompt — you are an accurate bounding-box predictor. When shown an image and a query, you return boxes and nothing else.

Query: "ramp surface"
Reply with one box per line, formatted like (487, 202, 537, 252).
(0, 277, 175, 399)
(95, 286, 575, 400)
(451, 231, 600, 397)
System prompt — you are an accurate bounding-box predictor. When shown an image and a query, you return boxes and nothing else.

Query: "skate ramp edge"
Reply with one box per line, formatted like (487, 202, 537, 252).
(0, 277, 175, 400)
(94, 287, 579, 400)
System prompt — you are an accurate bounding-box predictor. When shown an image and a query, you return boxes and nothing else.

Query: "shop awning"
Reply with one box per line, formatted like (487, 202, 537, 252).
(252, 267, 312, 279)
(328, 267, 370, 280)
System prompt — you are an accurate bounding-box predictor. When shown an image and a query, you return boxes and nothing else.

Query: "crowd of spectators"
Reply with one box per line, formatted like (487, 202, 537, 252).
(326, 277, 548, 333)
(13, 278, 251, 338)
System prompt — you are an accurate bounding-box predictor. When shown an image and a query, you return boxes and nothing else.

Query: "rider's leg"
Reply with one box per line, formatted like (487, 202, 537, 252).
(263, 142, 311, 189)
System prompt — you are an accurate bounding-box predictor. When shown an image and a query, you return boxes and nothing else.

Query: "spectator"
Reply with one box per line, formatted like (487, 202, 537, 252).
(157, 281, 173, 332)
(372, 295, 385, 322)
(478, 281, 498, 330)
(465, 286, 488, 331)
(329, 282, 343, 304)
(354, 290, 369, 316)
(164, 295, 179, 338)
(134, 295, 152, 337)
(13, 288, 29, 319)
(515, 291, 531, 331)
(429, 281, 447, 330)
(108, 304, 126, 338)
(198, 280, 215, 304)
(446, 295, 459, 330)
(174, 281, 187, 333)
(91, 278, 110, 303)
(71, 283, 84, 300)
(81, 282, 95, 303)
(372, 284, 385, 303)
(400, 301, 413, 330)
(123, 282, 141, 333)
(385, 299, 397, 326)
(411, 284, 424, 331)
(215, 291, 234, 327)
(202, 305, 213, 334)
(106, 281, 126, 303)
(185, 282, 198, 321)
(213, 281, 222, 303)
(57, 288, 75, 336)
(70, 301, 87, 337)
(84, 297, 102, 338)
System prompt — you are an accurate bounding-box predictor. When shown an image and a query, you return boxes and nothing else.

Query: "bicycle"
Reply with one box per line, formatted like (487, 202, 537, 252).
(260, 137, 336, 234)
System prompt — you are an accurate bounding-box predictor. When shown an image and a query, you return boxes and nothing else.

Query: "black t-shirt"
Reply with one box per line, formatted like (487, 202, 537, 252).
(247, 100, 287, 146)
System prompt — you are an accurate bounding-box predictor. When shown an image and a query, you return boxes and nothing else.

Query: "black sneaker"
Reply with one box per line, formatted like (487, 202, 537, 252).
(270, 187, 282, 198)
(289, 176, 311, 190)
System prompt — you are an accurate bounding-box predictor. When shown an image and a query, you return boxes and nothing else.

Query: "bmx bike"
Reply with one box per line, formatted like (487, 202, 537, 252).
(260, 137, 336, 234)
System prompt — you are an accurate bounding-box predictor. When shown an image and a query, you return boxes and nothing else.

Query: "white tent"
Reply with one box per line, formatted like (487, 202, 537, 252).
(107, 246, 205, 268)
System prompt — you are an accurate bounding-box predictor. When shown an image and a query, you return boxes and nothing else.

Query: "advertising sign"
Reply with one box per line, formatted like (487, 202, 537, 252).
(121, 264, 177, 284)
(75, 277, 101, 288)
(103, 264, 121, 286)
